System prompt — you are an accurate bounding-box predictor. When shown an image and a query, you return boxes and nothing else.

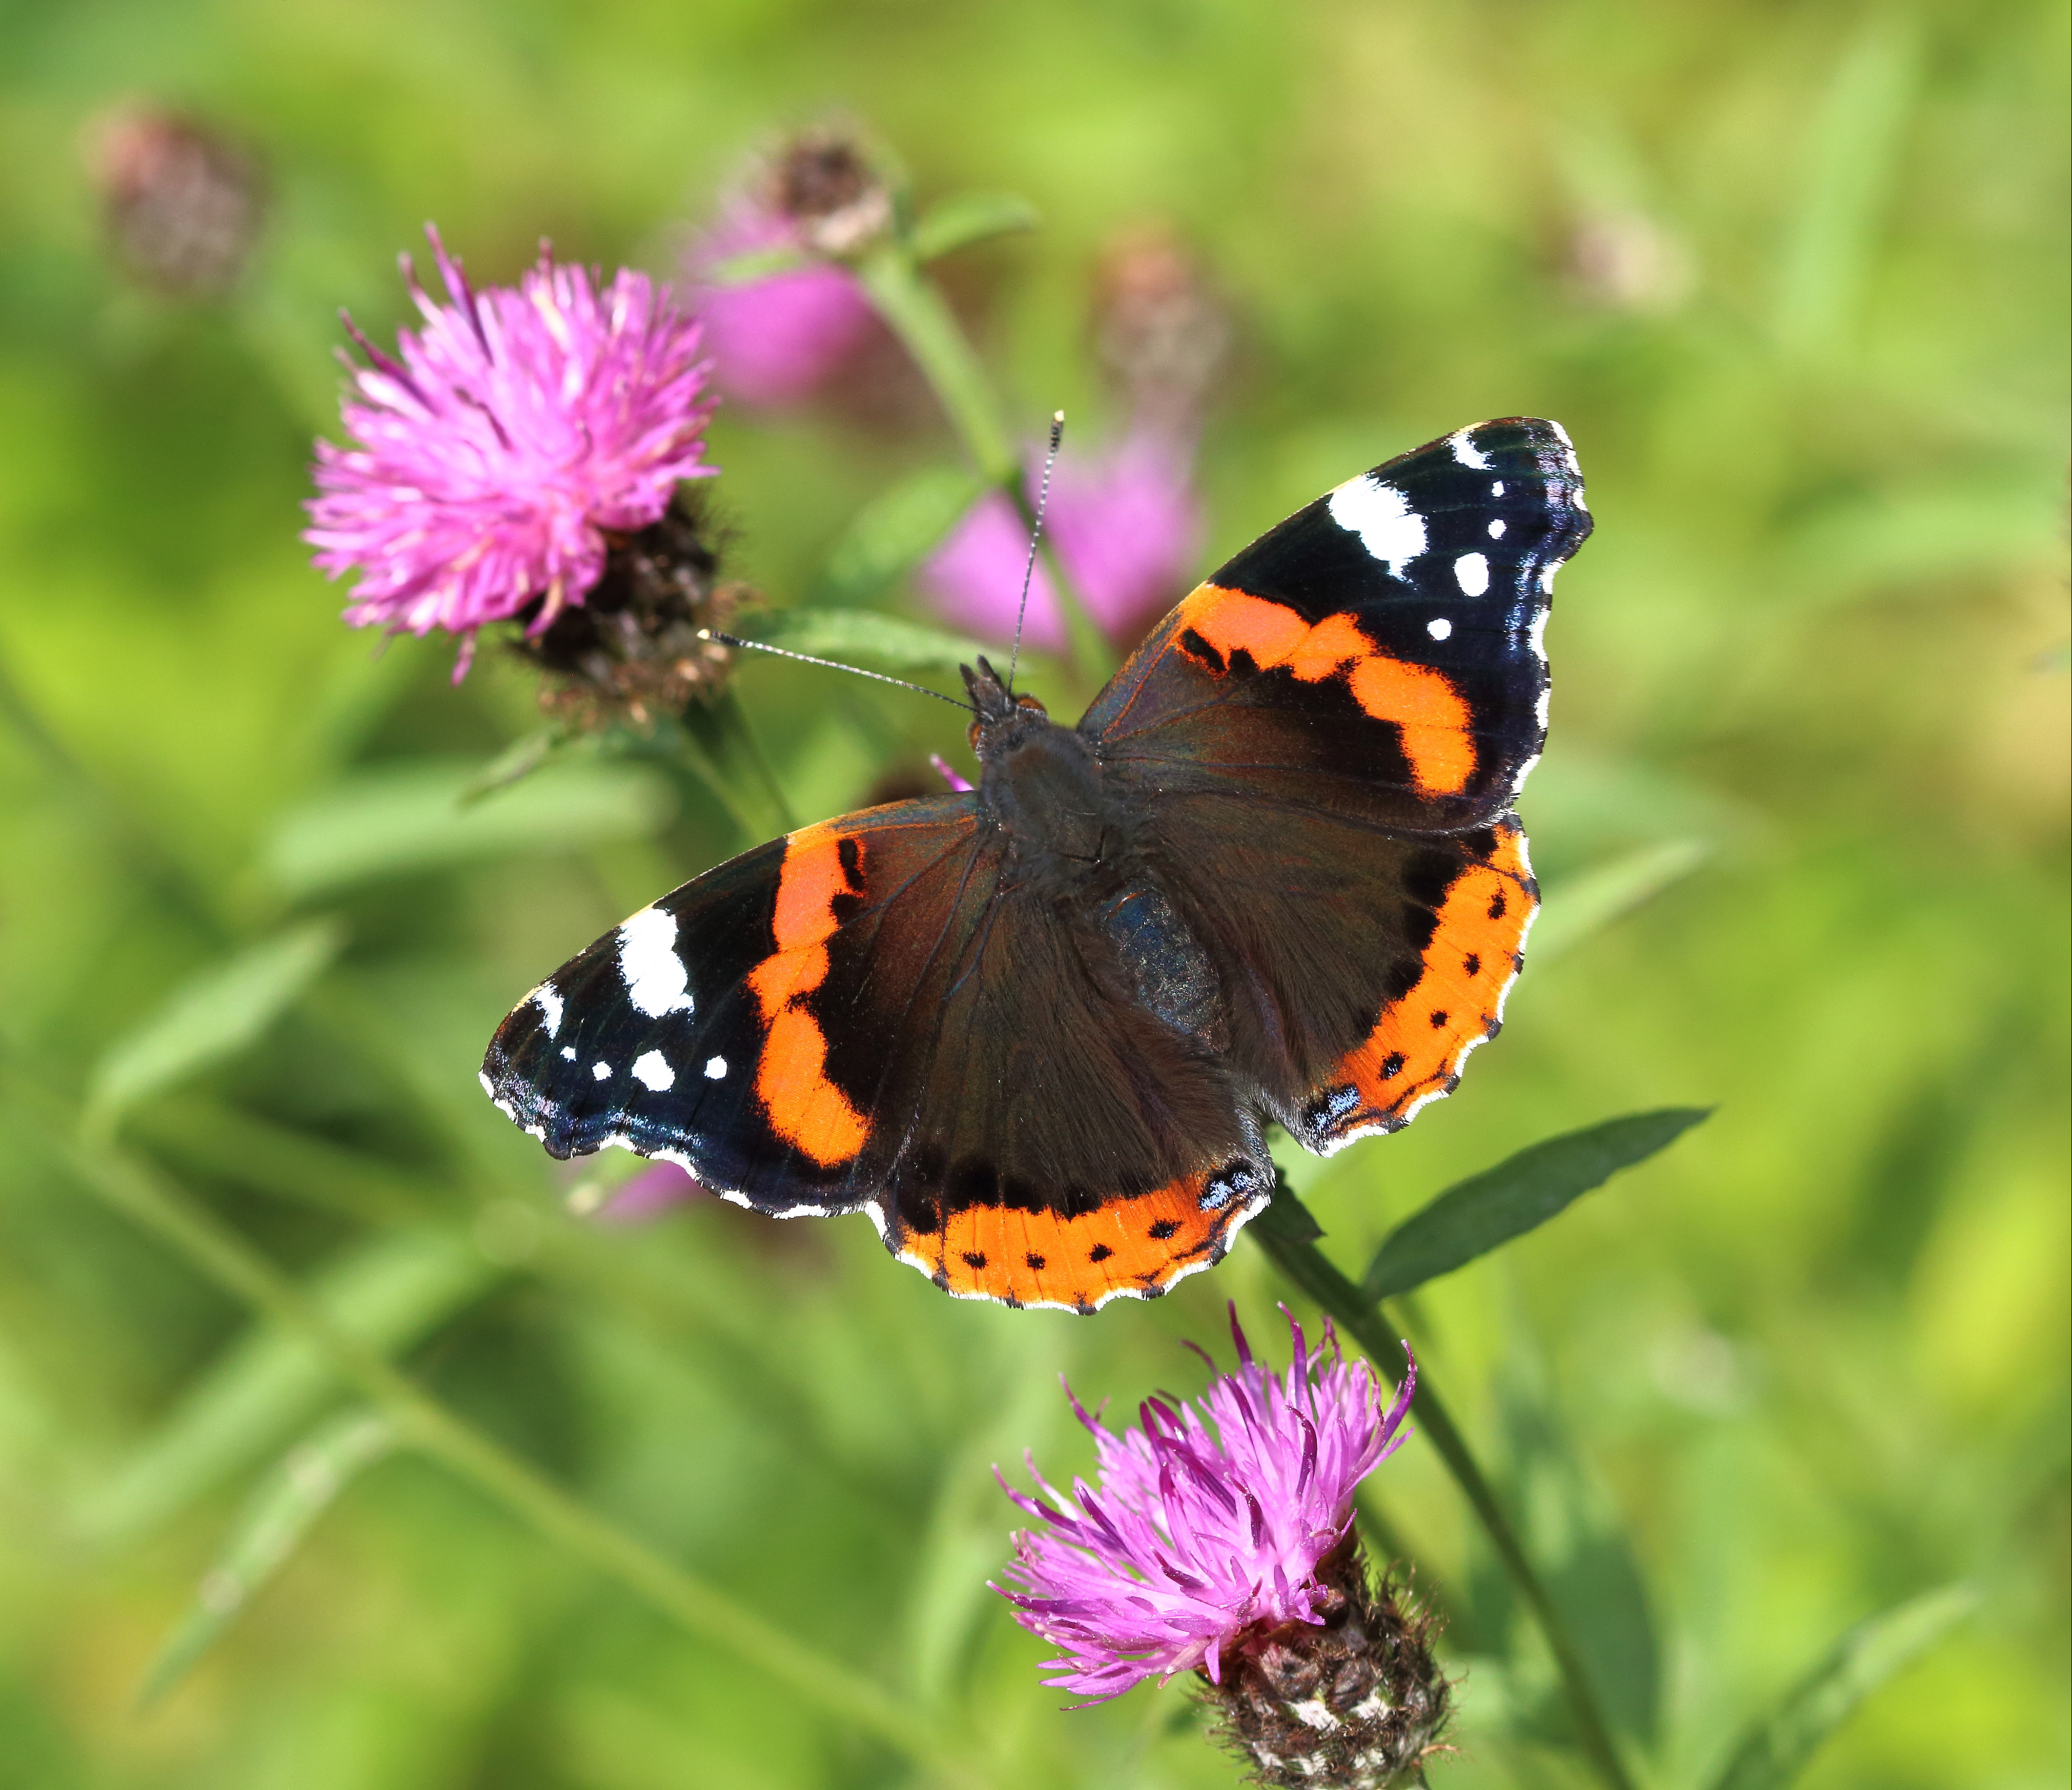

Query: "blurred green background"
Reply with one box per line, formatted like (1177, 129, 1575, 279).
(1, 1, 2065, 1786)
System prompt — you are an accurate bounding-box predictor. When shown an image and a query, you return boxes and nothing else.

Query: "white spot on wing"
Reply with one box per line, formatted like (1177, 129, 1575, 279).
(616, 906, 695, 1019)
(1448, 429, 1490, 469)
(1491, 480, 1504, 497)
(704, 1055, 728, 1080)
(531, 985, 564, 1038)
(632, 1050, 675, 1092)
(560, 1046, 576, 1062)
(1488, 518, 1506, 539)
(1326, 475, 1426, 575)
(1454, 552, 1490, 596)
(1427, 616, 1452, 640)
(591, 1061, 611, 1082)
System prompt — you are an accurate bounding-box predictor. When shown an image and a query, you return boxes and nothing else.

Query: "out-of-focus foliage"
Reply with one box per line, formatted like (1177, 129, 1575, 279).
(0, 2, 2064, 1787)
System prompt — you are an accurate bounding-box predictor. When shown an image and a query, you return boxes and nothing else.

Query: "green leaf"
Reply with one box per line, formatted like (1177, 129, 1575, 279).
(1252, 1176, 1326, 1246)
(137, 1407, 398, 1707)
(807, 465, 985, 608)
(1708, 1583, 1978, 1790)
(461, 726, 578, 804)
(259, 757, 674, 901)
(703, 244, 814, 285)
(85, 921, 346, 1129)
(909, 192, 1040, 263)
(1360, 1108, 1711, 1304)
(737, 607, 988, 675)
(78, 1230, 496, 1545)
(1530, 838, 1710, 963)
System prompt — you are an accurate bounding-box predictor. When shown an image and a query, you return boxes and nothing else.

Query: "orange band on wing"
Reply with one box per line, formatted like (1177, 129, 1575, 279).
(745, 825, 871, 1167)
(1177, 586, 1476, 796)
(1315, 820, 1535, 1141)
(895, 1170, 1257, 1311)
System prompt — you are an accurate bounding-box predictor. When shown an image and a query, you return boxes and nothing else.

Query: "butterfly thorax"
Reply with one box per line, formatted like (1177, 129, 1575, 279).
(964, 657, 1113, 872)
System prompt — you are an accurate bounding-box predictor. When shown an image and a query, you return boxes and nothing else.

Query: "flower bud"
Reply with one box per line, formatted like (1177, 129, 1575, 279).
(765, 127, 893, 259)
(1092, 223, 1232, 438)
(89, 106, 264, 295)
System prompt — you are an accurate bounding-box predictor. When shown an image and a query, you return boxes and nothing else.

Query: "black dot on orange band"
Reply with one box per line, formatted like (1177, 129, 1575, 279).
(961, 1251, 987, 1269)
(1488, 892, 1507, 919)
(1429, 1009, 1449, 1028)
(1149, 1219, 1181, 1240)
(1025, 1252, 1046, 1270)
(1089, 1243, 1113, 1262)
(1463, 953, 1481, 976)
(1382, 1052, 1406, 1078)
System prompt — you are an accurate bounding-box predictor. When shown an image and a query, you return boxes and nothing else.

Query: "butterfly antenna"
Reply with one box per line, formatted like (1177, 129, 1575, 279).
(700, 631, 975, 713)
(1006, 410, 1065, 694)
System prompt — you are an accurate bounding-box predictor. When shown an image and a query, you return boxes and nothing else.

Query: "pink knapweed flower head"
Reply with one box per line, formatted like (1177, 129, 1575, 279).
(305, 227, 717, 667)
(594, 1161, 712, 1223)
(920, 428, 1202, 655)
(995, 1308, 1415, 1702)
(686, 205, 878, 408)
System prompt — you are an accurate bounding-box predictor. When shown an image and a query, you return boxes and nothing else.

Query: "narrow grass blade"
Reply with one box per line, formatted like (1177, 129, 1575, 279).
(1530, 838, 1710, 964)
(78, 1229, 496, 1544)
(260, 757, 673, 900)
(85, 921, 345, 1130)
(1708, 1583, 1978, 1790)
(137, 1407, 398, 1708)
(1361, 1109, 1710, 1304)
(1773, 13, 1921, 356)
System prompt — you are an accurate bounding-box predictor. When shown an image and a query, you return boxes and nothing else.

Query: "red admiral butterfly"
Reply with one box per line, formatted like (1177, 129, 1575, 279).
(482, 418, 1591, 1310)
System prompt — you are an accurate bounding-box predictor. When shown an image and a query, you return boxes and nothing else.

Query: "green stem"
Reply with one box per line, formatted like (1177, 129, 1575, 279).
(1253, 1223, 1640, 1790)
(852, 243, 1113, 689)
(67, 1136, 981, 1785)
(854, 245, 1016, 486)
(677, 687, 795, 840)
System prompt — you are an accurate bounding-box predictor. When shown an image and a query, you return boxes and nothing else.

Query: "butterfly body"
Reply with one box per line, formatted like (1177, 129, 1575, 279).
(483, 418, 1591, 1310)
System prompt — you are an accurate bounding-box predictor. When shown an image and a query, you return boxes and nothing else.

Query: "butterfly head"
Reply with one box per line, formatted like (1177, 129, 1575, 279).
(962, 655, 1052, 762)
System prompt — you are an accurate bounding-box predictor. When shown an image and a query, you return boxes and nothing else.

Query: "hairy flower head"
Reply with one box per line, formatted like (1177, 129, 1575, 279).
(996, 1309, 1415, 1702)
(305, 228, 716, 661)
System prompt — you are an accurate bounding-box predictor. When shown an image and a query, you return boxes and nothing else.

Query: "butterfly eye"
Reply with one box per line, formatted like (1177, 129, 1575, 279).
(968, 717, 985, 754)
(1015, 693, 1048, 716)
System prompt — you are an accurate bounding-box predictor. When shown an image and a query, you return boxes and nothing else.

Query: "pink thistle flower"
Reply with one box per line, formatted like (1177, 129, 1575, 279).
(996, 1308, 1415, 1702)
(919, 429, 1202, 654)
(305, 228, 717, 666)
(686, 206, 878, 408)
(594, 1161, 711, 1223)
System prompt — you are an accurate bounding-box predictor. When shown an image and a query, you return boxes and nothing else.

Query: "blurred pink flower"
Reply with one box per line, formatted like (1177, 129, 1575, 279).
(595, 1161, 711, 1223)
(305, 228, 717, 663)
(685, 208, 878, 408)
(919, 430, 1202, 653)
(995, 1309, 1415, 1702)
